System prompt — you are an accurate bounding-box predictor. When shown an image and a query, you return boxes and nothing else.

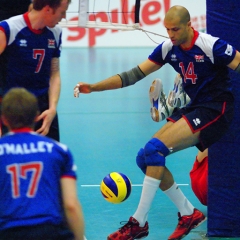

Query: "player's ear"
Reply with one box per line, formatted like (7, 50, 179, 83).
(44, 5, 52, 14)
(28, 3, 33, 12)
(1, 115, 9, 128)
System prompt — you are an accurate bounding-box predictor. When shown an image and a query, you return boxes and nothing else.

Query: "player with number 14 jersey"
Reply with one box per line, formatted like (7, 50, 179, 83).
(148, 29, 236, 105)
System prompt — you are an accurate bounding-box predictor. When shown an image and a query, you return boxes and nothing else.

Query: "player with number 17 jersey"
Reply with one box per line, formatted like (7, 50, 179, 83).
(0, 12, 62, 97)
(148, 29, 237, 105)
(0, 129, 76, 230)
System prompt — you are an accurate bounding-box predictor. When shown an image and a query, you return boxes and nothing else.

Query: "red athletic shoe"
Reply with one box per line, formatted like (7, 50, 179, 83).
(168, 208, 206, 240)
(107, 216, 149, 240)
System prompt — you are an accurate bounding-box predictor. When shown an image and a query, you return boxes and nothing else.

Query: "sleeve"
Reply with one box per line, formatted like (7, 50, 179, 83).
(0, 21, 10, 44)
(54, 31, 62, 58)
(148, 41, 170, 66)
(148, 43, 165, 65)
(213, 39, 237, 66)
(54, 27, 62, 58)
(50, 26, 62, 58)
(61, 148, 77, 179)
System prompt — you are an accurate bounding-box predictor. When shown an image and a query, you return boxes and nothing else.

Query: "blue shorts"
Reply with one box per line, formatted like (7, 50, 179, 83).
(167, 101, 234, 151)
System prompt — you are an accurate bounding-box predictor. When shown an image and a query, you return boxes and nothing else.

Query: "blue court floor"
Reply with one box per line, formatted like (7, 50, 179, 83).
(57, 47, 233, 240)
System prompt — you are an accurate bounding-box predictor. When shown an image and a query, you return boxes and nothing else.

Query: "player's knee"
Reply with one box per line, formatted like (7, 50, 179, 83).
(144, 138, 170, 166)
(136, 148, 146, 174)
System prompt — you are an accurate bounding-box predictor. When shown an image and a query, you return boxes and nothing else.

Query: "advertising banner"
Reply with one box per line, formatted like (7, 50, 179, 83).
(62, 0, 206, 47)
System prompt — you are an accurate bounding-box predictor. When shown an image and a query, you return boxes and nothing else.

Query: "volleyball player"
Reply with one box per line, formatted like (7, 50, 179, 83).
(0, 88, 84, 240)
(74, 5, 240, 240)
(0, 0, 71, 140)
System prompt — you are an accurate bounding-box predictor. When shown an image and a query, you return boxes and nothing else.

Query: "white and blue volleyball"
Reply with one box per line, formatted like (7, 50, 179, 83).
(100, 172, 132, 204)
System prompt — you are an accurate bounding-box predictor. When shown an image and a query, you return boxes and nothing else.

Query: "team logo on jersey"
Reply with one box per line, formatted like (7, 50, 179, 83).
(19, 39, 27, 47)
(193, 118, 201, 126)
(194, 55, 204, 62)
(171, 54, 177, 61)
(48, 39, 55, 48)
(225, 44, 233, 56)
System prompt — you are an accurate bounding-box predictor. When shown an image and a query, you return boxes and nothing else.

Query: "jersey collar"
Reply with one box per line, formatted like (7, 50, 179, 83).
(180, 28, 199, 51)
(11, 127, 33, 133)
(23, 12, 44, 34)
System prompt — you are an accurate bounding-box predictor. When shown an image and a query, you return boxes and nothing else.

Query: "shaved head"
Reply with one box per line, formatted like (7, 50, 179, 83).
(165, 5, 190, 24)
(163, 6, 193, 47)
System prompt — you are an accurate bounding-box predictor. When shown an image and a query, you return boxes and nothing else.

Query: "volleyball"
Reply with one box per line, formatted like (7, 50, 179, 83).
(100, 172, 132, 204)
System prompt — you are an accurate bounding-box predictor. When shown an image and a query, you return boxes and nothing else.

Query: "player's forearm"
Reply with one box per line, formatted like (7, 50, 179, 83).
(49, 74, 61, 111)
(48, 58, 61, 110)
(91, 74, 123, 91)
(65, 202, 85, 240)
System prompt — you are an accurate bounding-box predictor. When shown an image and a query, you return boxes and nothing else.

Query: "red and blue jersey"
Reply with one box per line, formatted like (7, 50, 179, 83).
(0, 12, 62, 97)
(149, 29, 237, 105)
(0, 129, 77, 230)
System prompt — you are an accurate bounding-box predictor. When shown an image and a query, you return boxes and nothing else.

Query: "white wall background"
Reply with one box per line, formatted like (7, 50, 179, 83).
(61, 0, 206, 47)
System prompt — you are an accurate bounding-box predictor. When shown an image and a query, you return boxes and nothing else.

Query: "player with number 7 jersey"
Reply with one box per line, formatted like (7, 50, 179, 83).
(0, 0, 70, 141)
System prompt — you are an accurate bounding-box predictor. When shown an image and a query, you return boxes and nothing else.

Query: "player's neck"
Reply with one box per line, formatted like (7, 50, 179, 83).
(28, 10, 46, 30)
(180, 28, 194, 49)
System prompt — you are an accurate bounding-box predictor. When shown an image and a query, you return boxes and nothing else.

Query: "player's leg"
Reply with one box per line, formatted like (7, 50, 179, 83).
(149, 75, 196, 214)
(108, 100, 232, 240)
(108, 81, 198, 240)
(148, 76, 205, 238)
(149, 76, 208, 207)
(190, 149, 208, 206)
(108, 119, 203, 240)
(129, 105, 222, 239)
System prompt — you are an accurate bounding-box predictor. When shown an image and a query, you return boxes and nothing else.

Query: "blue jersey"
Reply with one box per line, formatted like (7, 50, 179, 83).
(0, 12, 62, 97)
(0, 129, 77, 230)
(148, 29, 236, 105)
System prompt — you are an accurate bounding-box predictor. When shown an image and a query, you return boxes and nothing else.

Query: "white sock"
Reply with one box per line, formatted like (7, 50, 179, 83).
(133, 175, 161, 227)
(163, 182, 194, 216)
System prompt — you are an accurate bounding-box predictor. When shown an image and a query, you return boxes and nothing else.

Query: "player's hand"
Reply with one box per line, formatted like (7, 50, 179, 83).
(35, 109, 56, 136)
(74, 82, 91, 97)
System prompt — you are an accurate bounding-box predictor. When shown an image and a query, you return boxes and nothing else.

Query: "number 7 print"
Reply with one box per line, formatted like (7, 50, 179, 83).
(33, 49, 45, 73)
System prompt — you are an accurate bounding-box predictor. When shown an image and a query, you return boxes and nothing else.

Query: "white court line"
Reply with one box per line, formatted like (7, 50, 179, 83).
(81, 184, 189, 187)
